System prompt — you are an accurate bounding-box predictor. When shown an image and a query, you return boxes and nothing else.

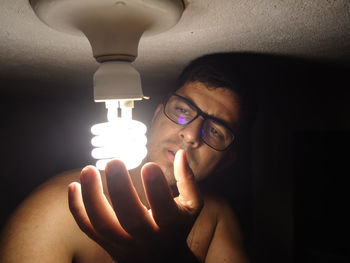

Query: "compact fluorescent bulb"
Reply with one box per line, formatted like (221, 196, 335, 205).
(91, 100, 147, 170)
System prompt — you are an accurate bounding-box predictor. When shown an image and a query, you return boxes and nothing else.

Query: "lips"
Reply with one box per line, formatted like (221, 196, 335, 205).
(165, 148, 178, 163)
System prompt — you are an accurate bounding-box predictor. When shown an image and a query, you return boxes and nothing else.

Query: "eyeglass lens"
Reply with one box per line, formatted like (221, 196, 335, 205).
(164, 95, 233, 150)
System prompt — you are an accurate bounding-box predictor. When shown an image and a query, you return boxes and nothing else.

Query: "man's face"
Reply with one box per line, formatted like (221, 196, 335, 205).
(146, 81, 240, 185)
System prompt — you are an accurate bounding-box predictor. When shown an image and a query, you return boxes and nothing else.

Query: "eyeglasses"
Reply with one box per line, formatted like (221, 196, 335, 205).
(163, 93, 235, 151)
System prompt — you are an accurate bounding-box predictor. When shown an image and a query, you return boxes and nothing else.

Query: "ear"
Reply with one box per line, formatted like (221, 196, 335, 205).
(151, 104, 163, 123)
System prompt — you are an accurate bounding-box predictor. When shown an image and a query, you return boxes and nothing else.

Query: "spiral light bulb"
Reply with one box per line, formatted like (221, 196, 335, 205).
(91, 100, 147, 170)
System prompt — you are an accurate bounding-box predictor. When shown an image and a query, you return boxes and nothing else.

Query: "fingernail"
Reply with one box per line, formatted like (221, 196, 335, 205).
(180, 150, 189, 168)
(68, 183, 75, 193)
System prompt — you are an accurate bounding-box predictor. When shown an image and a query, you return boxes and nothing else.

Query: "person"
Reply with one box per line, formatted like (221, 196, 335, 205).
(0, 53, 254, 263)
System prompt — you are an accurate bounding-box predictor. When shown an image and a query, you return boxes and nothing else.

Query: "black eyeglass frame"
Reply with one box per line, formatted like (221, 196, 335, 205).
(163, 93, 235, 151)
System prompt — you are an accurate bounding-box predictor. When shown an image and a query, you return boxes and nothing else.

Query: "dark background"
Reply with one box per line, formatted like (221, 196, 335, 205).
(0, 53, 349, 263)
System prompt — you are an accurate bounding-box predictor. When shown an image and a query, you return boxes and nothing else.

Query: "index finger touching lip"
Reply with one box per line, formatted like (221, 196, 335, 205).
(174, 150, 203, 212)
(174, 149, 194, 182)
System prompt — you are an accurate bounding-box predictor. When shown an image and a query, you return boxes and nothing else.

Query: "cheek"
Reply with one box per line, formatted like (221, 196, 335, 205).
(148, 117, 178, 149)
(149, 115, 166, 139)
(194, 150, 223, 180)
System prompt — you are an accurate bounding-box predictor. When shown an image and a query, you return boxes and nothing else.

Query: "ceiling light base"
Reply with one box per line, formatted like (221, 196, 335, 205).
(30, 0, 184, 62)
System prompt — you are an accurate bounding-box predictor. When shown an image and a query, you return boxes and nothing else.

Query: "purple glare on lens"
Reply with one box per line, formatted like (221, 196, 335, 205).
(178, 115, 186, 125)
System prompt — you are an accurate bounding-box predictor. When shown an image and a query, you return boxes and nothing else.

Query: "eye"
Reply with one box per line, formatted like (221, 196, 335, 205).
(175, 106, 189, 115)
(206, 122, 225, 141)
(209, 126, 221, 137)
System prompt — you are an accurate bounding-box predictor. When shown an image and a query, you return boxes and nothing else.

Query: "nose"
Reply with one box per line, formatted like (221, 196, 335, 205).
(178, 117, 202, 148)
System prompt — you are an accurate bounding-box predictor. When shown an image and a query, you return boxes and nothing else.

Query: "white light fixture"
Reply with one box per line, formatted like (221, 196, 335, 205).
(30, 0, 184, 170)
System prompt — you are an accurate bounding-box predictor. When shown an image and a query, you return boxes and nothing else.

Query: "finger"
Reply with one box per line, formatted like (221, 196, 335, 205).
(68, 182, 104, 244)
(80, 165, 129, 241)
(105, 160, 156, 235)
(174, 150, 203, 213)
(141, 163, 178, 228)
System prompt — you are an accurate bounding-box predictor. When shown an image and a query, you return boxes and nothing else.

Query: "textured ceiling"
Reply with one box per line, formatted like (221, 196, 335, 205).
(0, 0, 349, 97)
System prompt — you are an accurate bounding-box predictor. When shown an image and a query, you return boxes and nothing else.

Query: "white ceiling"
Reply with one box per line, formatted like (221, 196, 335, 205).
(0, 0, 349, 97)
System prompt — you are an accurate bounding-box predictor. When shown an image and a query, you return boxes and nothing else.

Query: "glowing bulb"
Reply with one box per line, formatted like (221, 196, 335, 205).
(91, 100, 147, 170)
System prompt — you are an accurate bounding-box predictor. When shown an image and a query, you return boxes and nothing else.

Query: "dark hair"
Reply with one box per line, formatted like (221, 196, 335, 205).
(178, 53, 244, 94)
(176, 53, 257, 150)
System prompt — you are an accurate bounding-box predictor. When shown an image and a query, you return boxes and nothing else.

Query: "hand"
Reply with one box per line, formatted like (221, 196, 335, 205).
(68, 149, 203, 263)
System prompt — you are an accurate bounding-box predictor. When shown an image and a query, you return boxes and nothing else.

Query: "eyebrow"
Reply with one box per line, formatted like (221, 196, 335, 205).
(174, 93, 235, 132)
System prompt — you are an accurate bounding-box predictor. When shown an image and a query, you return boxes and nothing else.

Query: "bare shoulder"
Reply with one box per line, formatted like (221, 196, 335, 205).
(201, 194, 235, 215)
(195, 193, 241, 228)
(206, 194, 246, 243)
(188, 193, 246, 262)
(0, 169, 111, 263)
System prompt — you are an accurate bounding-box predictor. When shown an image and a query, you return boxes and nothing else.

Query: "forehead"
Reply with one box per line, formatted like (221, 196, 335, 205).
(175, 81, 240, 129)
